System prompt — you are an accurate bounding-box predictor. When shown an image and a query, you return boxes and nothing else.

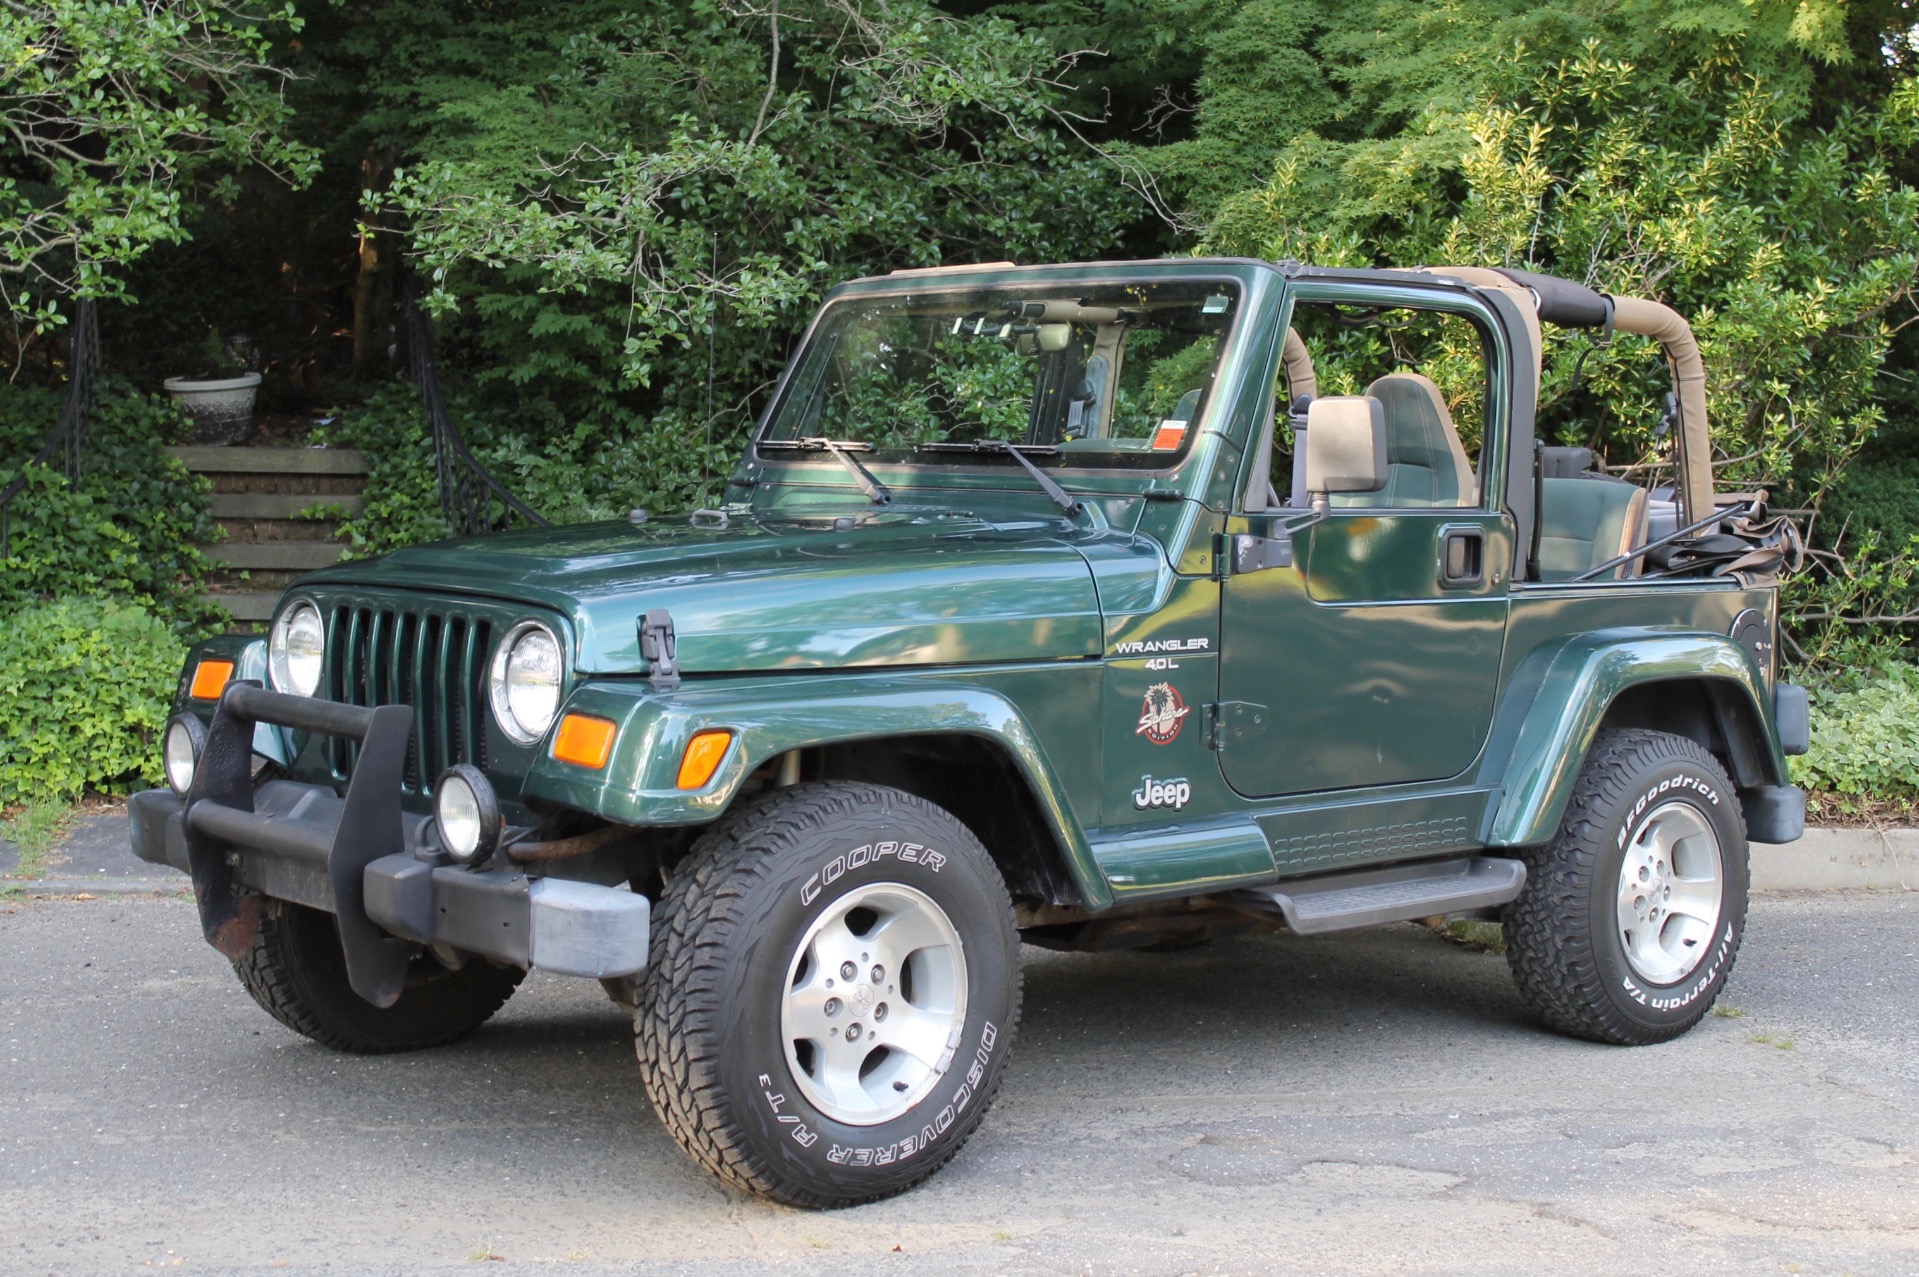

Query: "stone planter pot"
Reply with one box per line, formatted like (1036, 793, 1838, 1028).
(164, 373, 262, 445)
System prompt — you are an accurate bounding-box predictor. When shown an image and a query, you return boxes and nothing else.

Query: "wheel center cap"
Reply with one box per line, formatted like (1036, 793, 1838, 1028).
(849, 984, 875, 1017)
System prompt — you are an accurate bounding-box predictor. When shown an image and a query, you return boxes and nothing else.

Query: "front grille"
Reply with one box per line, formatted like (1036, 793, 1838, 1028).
(322, 604, 492, 794)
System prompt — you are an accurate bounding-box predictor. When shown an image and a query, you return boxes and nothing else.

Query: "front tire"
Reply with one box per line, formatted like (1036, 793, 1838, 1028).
(234, 899, 525, 1054)
(636, 782, 1021, 1208)
(1505, 729, 1748, 1045)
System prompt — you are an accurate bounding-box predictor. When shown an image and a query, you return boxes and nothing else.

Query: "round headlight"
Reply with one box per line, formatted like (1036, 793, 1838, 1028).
(268, 600, 325, 697)
(434, 764, 500, 865)
(163, 715, 206, 796)
(489, 621, 562, 744)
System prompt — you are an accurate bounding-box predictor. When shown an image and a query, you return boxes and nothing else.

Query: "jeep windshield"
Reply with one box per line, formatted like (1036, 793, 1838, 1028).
(757, 279, 1240, 471)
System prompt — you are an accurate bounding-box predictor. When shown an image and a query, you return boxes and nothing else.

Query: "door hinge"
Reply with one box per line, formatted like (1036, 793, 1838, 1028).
(1205, 701, 1271, 751)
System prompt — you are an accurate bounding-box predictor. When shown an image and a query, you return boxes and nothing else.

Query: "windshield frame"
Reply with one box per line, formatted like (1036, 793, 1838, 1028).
(749, 270, 1254, 479)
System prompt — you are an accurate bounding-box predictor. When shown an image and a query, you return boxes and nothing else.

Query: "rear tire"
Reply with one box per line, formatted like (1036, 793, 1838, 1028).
(234, 899, 524, 1054)
(636, 782, 1021, 1208)
(1505, 729, 1748, 1045)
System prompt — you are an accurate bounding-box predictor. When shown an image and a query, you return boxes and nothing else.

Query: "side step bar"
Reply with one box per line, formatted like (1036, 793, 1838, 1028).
(1236, 855, 1527, 936)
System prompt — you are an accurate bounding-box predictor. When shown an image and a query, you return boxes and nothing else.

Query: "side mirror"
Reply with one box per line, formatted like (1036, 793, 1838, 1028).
(1304, 396, 1387, 507)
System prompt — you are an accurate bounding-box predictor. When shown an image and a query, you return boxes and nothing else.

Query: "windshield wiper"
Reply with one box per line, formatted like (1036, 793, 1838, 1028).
(759, 437, 891, 505)
(922, 439, 1081, 515)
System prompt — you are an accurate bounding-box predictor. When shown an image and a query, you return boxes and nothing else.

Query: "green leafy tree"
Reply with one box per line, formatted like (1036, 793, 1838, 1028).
(0, 0, 318, 348)
(1191, 10, 1919, 663)
(370, 0, 1135, 422)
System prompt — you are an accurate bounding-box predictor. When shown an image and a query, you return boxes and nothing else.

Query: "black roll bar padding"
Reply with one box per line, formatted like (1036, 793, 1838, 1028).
(1477, 287, 1540, 582)
(1490, 267, 1614, 329)
(181, 679, 416, 1006)
(1527, 439, 1545, 584)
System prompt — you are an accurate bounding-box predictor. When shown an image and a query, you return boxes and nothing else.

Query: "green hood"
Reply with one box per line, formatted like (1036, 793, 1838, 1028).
(301, 513, 1132, 674)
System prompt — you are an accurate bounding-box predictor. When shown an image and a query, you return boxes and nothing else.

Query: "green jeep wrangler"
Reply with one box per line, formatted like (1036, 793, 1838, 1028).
(130, 258, 1809, 1207)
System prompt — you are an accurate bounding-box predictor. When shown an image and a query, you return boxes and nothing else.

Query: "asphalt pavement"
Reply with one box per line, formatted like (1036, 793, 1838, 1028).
(4, 890, 1916, 1276)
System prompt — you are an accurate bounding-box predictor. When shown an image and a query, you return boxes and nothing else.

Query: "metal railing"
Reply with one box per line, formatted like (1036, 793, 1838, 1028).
(0, 299, 98, 556)
(405, 282, 548, 537)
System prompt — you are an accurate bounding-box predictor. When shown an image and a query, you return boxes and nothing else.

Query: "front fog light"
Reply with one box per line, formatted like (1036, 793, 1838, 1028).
(164, 715, 206, 795)
(434, 763, 501, 865)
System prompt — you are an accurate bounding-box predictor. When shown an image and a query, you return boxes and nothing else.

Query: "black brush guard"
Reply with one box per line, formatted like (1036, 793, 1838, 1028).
(183, 682, 417, 1005)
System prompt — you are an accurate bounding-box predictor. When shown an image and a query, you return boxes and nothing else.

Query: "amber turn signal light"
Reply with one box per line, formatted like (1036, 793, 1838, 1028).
(188, 659, 235, 701)
(676, 729, 734, 790)
(552, 713, 618, 769)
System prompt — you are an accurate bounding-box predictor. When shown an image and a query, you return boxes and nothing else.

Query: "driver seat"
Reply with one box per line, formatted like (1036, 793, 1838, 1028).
(1330, 372, 1475, 508)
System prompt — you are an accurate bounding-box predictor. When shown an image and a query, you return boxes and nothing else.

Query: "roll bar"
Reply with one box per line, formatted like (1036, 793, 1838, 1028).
(1489, 267, 1715, 526)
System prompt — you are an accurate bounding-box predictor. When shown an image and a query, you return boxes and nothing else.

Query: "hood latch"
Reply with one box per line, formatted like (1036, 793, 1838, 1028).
(639, 609, 681, 691)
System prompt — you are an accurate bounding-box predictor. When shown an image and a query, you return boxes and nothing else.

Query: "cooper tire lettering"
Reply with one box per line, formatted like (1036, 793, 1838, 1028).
(638, 782, 1020, 1208)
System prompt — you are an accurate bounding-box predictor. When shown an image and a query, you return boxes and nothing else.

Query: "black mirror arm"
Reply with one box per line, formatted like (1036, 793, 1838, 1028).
(1227, 508, 1328, 576)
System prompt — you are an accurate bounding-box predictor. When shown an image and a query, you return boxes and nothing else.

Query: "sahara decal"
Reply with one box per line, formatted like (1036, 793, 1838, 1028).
(1136, 683, 1189, 745)
(1132, 774, 1192, 811)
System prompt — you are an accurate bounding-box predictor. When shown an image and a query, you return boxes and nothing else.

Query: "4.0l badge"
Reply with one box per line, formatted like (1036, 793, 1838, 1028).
(1136, 682, 1189, 744)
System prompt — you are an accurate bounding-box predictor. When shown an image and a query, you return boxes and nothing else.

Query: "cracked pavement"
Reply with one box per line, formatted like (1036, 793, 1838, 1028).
(3, 890, 1915, 1275)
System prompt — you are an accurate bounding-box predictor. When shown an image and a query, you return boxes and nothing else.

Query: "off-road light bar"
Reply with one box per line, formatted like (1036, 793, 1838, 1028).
(434, 763, 501, 866)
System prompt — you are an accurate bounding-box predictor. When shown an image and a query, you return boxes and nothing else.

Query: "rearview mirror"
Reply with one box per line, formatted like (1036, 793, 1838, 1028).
(1304, 396, 1387, 504)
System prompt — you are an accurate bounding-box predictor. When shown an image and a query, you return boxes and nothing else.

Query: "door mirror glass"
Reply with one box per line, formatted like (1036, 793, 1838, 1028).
(1304, 396, 1387, 496)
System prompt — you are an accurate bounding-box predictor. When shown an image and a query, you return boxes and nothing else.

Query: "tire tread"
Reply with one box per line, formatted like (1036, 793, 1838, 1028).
(635, 782, 1020, 1208)
(1505, 728, 1746, 1045)
(234, 900, 523, 1055)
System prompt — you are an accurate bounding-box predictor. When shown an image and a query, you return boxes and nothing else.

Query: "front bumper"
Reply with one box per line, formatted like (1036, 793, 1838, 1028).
(133, 683, 647, 1006)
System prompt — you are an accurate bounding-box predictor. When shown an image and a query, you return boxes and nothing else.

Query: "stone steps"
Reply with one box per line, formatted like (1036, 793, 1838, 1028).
(206, 493, 367, 520)
(167, 446, 368, 626)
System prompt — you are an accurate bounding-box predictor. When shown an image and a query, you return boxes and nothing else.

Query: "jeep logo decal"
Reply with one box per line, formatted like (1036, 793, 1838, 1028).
(1132, 774, 1191, 810)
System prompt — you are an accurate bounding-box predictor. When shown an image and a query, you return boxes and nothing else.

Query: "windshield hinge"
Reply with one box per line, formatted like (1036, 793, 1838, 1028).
(639, 609, 681, 691)
(1212, 532, 1296, 578)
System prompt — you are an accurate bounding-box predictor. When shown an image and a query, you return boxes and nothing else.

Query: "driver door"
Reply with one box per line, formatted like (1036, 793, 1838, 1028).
(1216, 290, 1512, 799)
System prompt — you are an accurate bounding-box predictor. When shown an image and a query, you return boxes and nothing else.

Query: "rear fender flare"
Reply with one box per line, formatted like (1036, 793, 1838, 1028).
(522, 674, 1111, 909)
(1480, 630, 1786, 848)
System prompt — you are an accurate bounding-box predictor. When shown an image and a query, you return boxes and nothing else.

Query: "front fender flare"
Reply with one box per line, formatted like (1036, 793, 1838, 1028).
(522, 672, 1111, 910)
(1480, 629, 1785, 848)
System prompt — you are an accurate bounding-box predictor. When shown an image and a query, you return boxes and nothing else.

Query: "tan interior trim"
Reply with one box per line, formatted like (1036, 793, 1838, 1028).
(1414, 266, 1544, 386)
(1609, 296, 1714, 526)
(1281, 328, 1317, 401)
(1620, 485, 1649, 578)
(1243, 328, 1316, 513)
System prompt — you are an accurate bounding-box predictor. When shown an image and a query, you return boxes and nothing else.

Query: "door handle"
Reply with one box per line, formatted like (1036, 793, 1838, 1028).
(1441, 526, 1484, 588)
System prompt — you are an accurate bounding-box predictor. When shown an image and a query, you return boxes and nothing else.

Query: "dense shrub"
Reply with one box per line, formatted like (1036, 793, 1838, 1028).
(0, 597, 185, 805)
(1791, 664, 1919, 804)
(0, 381, 222, 629)
(318, 385, 727, 555)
